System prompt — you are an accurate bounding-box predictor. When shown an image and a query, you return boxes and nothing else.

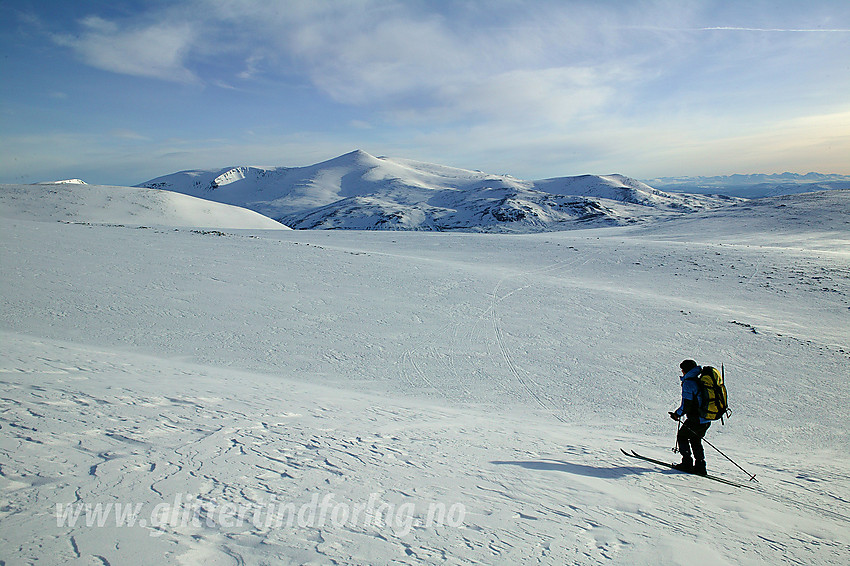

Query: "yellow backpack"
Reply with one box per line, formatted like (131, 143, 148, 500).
(699, 365, 731, 422)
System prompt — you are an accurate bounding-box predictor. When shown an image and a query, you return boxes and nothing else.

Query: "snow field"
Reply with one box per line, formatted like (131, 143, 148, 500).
(1, 196, 848, 564)
(0, 182, 289, 230)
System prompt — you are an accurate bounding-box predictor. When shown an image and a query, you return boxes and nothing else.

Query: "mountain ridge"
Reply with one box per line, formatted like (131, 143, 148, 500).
(138, 150, 737, 232)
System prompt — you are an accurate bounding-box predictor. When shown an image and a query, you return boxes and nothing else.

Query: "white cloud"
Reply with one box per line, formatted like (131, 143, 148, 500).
(52, 16, 199, 83)
(451, 66, 620, 123)
(234, 2, 649, 133)
(237, 53, 265, 80)
(36, 2, 722, 121)
(14, 1, 850, 180)
(110, 129, 150, 141)
(288, 13, 473, 105)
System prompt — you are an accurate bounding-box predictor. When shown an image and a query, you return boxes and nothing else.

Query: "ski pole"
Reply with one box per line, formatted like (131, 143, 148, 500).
(673, 419, 681, 453)
(683, 422, 758, 482)
(702, 435, 758, 482)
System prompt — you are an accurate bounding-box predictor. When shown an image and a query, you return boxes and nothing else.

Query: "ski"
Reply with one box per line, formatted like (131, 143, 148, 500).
(621, 449, 756, 490)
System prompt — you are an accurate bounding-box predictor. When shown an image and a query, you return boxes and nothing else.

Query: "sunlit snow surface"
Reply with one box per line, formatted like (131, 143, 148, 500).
(1, 184, 848, 565)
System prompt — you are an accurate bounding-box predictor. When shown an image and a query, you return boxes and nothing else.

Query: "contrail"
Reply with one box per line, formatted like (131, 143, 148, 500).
(624, 25, 850, 33)
(699, 26, 850, 33)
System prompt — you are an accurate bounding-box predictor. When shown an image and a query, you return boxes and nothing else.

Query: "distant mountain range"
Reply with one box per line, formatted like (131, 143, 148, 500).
(137, 150, 737, 232)
(644, 172, 850, 198)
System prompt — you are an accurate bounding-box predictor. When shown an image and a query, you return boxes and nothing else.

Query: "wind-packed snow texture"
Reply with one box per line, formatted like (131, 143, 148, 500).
(1, 182, 848, 565)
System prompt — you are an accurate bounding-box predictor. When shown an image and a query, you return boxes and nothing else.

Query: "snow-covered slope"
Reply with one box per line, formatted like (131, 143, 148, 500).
(646, 172, 850, 198)
(532, 174, 724, 210)
(627, 189, 850, 251)
(0, 182, 290, 230)
(139, 150, 736, 232)
(1, 187, 848, 564)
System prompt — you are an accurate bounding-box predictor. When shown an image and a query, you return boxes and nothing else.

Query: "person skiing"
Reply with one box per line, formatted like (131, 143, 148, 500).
(669, 359, 711, 475)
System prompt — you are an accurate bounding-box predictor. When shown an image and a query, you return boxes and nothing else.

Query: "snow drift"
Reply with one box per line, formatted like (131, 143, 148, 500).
(0, 182, 290, 230)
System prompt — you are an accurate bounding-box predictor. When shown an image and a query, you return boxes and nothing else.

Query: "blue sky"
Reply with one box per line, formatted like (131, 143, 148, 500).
(1, 0, 848, 185)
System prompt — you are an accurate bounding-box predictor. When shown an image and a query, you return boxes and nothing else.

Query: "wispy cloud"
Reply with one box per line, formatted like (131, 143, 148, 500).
(237, 53, 265, 80)
(6, 0, 848, 181)
(110, 129, 150, 141)
(210, 1, 647, 129)
(52, 15, 199, 83)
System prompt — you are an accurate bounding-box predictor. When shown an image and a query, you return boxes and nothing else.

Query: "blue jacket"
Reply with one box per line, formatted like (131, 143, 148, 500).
(674, 366, 710, 424)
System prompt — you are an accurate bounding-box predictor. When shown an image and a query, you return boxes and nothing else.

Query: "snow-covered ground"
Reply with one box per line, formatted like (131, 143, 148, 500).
(0, 182, 289, 230)
(1, 186, 848, 565)
(644, 173, 850, 199)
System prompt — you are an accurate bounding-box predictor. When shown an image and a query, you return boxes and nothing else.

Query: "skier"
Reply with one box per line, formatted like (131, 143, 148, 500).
(669, 359, 710, 475)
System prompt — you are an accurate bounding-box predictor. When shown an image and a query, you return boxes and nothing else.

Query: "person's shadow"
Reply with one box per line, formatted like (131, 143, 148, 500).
(491, 459, 663, 479)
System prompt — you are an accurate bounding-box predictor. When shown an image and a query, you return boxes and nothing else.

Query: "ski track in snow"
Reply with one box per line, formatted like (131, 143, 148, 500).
(1, 201, 849, 564)
(488, 260, 581, 423)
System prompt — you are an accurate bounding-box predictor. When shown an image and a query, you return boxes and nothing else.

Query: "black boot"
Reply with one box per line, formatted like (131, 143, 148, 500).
(672, 455, 693, 472)
(693, 460, 707, 476)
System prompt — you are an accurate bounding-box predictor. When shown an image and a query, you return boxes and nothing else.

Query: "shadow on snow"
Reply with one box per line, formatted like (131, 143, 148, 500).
(491, 459, 667, 480)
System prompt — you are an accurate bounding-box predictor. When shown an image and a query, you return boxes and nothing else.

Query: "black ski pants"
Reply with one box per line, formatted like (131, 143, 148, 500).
(677, 419, 711, 463)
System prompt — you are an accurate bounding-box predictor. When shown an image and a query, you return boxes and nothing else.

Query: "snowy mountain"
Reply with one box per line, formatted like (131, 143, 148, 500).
(138, 150, 737, 232)
(0, 182, 290, 230)
(645, 172, 850, 198)
(37, 178, 88, 185)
